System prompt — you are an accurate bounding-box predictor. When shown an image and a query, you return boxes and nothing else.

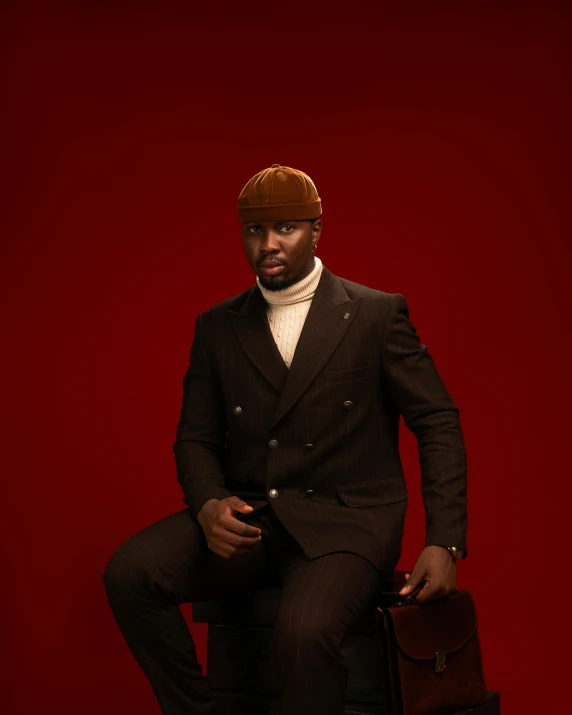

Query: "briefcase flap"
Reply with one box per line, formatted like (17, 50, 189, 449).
(386, 590, 478, 661)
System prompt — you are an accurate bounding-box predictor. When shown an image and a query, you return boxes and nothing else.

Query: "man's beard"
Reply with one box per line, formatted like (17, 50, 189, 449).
(258, 273, 300, 291)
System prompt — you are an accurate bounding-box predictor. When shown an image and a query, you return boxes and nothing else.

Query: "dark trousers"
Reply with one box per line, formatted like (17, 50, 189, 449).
(103, 504, 383, 715)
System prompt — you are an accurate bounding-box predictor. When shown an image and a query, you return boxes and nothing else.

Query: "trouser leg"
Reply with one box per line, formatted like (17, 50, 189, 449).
(271, 549, 383, 715)
(102, 506, 277, 715)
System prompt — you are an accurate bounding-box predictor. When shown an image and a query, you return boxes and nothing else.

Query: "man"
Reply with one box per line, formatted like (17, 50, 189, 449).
(103, 164, 467, 715)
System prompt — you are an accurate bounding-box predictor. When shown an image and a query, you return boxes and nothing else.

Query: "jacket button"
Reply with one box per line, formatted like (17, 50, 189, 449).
(233, 405, 242, 415)
(304, 443, 315, 449)
(343, 400, 353, 410)
(269, 488, 279, 498)
(269, 439, 279, 449)
(305, 489, 315, 497)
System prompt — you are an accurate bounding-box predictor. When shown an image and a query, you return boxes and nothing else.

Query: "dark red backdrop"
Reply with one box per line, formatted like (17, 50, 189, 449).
(2, 2, 570, 714)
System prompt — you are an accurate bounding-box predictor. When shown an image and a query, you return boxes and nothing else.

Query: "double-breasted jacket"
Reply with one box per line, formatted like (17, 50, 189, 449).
(173, 265, 467, 575)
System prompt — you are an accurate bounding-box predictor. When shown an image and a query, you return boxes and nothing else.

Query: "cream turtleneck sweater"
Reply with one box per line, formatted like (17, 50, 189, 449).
(256, 256, 323, 368)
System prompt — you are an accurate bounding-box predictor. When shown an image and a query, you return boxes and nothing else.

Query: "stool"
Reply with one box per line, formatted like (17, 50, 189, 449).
(192, 570, 500, 715)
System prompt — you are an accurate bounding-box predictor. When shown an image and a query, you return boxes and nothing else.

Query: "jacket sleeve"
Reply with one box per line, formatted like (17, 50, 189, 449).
(173, 311, 234, 519)
(380, 293, 468, 555)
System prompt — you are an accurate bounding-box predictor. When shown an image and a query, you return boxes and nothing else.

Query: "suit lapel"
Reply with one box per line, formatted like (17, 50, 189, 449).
(226, 283, 289, 393)
(226, 266, 363, 426)
(271, 266, 363, 429)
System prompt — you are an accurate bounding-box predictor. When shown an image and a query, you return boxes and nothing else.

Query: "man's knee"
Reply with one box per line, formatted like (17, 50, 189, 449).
(103, 510, 204, 600)
(102, 538, 155, 599)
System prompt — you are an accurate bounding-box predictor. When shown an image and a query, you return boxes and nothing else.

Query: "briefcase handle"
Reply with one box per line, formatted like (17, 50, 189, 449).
(376, 579, 429, 610)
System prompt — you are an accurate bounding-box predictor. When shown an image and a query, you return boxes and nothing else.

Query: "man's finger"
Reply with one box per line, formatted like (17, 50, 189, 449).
(415, 582, 445, 604)
(219, 513, 262, 538)
(400, 569, 424, 594)
(226, 497, 254, 513)
(211, 524, 262, 548)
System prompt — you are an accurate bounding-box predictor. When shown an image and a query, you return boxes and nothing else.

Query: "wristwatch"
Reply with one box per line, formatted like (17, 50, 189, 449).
(444, 546, 466, 561)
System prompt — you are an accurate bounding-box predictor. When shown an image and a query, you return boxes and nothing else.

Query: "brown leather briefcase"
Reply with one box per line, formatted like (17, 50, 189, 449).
(376, 588, 488, 715)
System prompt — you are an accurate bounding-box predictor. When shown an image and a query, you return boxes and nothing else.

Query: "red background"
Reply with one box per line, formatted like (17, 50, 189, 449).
(2, 2, 570, 714)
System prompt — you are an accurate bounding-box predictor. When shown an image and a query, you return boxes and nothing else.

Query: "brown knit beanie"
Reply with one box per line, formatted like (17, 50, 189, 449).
(238, 164, 322, 222)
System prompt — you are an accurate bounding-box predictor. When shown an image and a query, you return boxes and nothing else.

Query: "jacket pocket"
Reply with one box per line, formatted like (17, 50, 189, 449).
(337, 475, 408, 507)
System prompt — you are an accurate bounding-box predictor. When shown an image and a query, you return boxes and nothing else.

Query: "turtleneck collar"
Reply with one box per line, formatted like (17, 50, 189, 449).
(257, 257, 323, 306)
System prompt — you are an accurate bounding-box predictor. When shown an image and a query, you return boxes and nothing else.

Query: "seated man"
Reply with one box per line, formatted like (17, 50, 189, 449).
(103, 163, 467, 715)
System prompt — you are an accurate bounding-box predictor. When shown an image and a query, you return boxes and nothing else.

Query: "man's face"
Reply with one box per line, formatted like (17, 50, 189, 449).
(241, 219, 321, 291)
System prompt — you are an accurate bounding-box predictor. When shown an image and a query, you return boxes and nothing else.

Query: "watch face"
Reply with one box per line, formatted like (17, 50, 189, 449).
(447, 546, 465, 560)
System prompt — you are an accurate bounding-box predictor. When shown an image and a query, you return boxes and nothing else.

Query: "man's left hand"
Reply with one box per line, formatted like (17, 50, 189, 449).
(398, 545, 457, 604)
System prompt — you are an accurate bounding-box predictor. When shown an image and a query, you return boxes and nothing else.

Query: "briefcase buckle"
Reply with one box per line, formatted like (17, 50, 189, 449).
(435, 649, 447, 673)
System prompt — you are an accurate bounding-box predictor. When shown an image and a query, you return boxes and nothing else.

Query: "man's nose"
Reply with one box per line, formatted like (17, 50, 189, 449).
(259, 229, 281, 253)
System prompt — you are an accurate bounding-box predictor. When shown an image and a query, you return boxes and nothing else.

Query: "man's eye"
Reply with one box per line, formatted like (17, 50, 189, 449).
(281, 225, 294, 232)
(249, 226, 261, 233)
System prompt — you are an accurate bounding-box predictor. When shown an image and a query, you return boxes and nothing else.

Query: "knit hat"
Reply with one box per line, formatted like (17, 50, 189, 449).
(238, 164, 322, 222)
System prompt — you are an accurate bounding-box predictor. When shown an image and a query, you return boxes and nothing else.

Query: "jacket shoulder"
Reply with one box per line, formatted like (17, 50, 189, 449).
(337, 275, 399, 304)
(198, 286, 253, 323)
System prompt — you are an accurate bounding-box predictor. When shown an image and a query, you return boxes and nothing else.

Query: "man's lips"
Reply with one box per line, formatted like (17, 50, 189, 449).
(259, 261, 285, 276)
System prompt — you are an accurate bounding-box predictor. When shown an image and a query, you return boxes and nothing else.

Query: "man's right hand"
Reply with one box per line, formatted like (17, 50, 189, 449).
(197, 497, 262, 560)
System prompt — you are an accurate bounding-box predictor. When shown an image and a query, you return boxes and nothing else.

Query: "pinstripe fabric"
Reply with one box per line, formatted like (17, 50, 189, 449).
(174, 266, 467, 574)
(271, 546, 382, 715)
(103, 504, 381, 715)
(104, 266, 467, 715)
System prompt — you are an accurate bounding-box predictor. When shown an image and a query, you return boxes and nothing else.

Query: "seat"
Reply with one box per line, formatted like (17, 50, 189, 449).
(192, 570, 500, 715)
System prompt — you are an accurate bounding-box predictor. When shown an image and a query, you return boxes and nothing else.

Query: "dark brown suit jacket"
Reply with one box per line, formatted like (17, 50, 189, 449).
(173, 265, 467, 576)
